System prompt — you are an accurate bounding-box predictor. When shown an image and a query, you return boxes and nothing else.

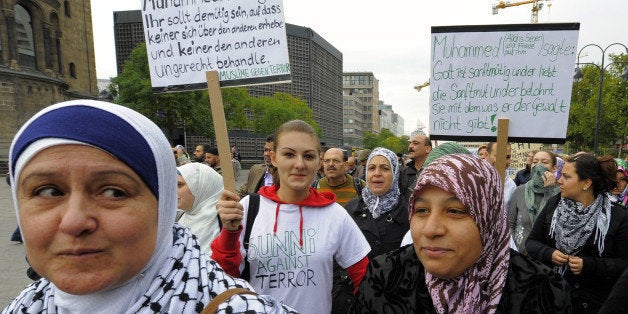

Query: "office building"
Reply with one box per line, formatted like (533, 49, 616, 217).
(246, 24, 343, 147)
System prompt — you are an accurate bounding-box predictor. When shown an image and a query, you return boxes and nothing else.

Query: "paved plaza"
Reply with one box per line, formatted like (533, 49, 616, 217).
(0, 168, 250, 308)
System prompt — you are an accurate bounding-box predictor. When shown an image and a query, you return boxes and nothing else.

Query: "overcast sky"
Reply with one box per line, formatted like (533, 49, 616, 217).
(91, 0, 628, 134)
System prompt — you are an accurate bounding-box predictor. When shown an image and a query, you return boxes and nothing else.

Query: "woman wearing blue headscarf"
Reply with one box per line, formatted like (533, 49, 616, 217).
(4, 100, 294, 313)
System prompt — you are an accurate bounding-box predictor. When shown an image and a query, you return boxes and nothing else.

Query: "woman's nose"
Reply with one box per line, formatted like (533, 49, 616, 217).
(420, 213, 445, 238)
(294, 156, 306, 169)
(59, 193, 97, 237)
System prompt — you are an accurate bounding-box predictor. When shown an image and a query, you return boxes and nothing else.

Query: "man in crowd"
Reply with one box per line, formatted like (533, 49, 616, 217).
(346, 156, 360, 178)
(400, 134, 432, 196)
(396, 152, 406, 170)
(237, 135, 275, 197)
(205, 147, 222, 175)
(355, 149, 370, 181)
(194, 144, 210, 163)
(487, 141, 519, 250)
(477, 144, 489, 159)
(312, 148, 366, 207)
(514, 150, 537, 186)
(231, 152, 241, 179)
(487, 141, 516, 211)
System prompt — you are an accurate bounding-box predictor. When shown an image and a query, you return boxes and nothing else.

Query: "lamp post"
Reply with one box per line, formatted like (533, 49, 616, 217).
(573, 43, 628, 156)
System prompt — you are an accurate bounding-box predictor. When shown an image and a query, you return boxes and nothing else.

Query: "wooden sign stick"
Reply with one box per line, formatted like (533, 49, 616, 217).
(206, 70, 236, 193)
(495, 118, 510, 188)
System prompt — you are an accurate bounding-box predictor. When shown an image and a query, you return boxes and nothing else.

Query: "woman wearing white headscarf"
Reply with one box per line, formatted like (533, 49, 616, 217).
(4, 100, 294, 313)
(177, 163, 223, 253)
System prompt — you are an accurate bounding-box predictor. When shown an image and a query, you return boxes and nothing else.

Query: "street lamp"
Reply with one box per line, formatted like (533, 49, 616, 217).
(573, 43, 628, 156)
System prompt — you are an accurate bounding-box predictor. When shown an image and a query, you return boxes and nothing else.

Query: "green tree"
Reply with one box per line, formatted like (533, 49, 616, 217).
(250, 92, 321, 137)
(567, 53, 628, 154)
(362, 129, 409, 154)
(110, 43, 212, 142)
(111, 43, 320, 142)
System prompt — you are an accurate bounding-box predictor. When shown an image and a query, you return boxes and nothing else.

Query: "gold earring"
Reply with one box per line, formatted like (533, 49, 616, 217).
(583, 187, 588, 191)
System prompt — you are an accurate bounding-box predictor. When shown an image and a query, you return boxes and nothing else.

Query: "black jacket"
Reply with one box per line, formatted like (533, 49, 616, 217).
(344, 196, 410, 258)
(352, 246, 571, 313)
(526, 194, 628, 313)
(332, 196, 409, 314)
(399, 161, 418, 198)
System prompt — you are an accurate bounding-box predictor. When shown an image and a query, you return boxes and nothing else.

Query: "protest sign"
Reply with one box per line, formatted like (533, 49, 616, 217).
(141, 0, 291, 92)
(429, 23, 579, 143)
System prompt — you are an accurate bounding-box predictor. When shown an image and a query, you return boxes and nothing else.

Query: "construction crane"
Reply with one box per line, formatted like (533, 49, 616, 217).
(414, 81, 430, 92)
(492, 0, 552, 23)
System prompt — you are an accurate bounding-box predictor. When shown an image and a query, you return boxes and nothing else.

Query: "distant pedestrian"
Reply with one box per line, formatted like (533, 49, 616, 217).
(231, 145, 241, 161)
(514, 150, 538, 186)
(400, 135, 432, 197)
(193, 144, 210, 163)
(205, 147, 222, 175)
(237, 135, 275, 197)
(231, 152, 241, 179)
(173, 144, 190, 166)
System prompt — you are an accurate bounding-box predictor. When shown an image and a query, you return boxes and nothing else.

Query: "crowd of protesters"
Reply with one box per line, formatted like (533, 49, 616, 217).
(4, 99, 628, 313)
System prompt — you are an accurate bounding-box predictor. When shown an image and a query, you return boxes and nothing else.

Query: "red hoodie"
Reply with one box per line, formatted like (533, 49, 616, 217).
(210, 185, 368, 292)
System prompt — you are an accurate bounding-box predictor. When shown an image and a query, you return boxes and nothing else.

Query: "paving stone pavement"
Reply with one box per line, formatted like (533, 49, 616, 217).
(0, 169, 250, 309)
(0, 179, 30, 309)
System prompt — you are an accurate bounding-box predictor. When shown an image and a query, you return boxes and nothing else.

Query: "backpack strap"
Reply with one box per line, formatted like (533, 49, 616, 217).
(241, 193, 260, 281)
(201, 288, 258, 314)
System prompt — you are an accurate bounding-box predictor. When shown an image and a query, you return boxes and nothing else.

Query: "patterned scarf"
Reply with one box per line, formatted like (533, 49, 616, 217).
(524, 164, 559, 224)
(550, 194, 611, 256)
(3, 226, 287, 313)
(409, 154, 510, 314)
(361, 147, 401, 219)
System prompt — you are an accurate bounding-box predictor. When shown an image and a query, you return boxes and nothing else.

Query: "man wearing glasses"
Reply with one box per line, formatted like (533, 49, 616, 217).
(312, 148, 366, 207)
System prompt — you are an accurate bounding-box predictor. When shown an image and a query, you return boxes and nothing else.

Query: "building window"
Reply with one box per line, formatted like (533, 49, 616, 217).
(15, 4, 36, 69)
(64, 1, 71, 18)
(69, 62, 76, 78)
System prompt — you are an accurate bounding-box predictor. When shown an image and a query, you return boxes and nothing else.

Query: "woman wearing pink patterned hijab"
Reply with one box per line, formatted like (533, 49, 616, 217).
(353, 154, 570, 313)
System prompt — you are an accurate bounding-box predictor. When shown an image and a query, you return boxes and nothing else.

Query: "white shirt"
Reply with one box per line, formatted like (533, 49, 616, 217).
(238, 195, 370, 314)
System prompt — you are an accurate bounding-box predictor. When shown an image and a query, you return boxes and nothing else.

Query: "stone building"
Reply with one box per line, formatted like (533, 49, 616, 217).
(0, 0, 98, 169)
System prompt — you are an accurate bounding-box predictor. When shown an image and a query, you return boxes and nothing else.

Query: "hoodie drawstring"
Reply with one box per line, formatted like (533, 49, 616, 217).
(273, 203, 281, 234)
(299, 205, 303, 247)
(272, 203, 304, 248)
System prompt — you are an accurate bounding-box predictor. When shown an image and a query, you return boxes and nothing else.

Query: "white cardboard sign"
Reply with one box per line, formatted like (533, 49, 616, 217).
(429, 23, 579, 143)
(141, 0, 291, 92)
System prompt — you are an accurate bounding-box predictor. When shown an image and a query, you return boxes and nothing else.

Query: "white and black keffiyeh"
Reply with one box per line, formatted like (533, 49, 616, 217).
(550, 193, 611, 256)
(4, 226, 294, 313)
